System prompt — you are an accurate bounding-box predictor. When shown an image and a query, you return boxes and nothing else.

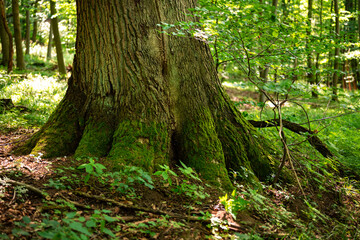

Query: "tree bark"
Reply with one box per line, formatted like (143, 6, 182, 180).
(307, 0, 317, 97)
(47, 23, 52, 60)
(49, 0, 66, 75)
(332, 0, 340, 101)
(25, 9, 30, 55)
(16, 0, 276, 189)
(12, 0, 25, 69)
(31, 1, 38, 42)
(0, 0, 12, 72)
(0, 4, 9, 65)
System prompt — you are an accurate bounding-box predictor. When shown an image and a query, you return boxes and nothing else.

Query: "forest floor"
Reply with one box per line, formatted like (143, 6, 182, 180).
(1, 68, 360, 239)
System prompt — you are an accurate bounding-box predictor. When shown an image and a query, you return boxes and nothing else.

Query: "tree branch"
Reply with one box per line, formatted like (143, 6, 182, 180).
(249, 119, 333, 158)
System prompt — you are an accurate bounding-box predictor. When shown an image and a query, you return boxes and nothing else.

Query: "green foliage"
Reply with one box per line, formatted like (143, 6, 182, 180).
(155, 162, 210, 201)
(12, 210, 119, 240)
(219, 190, 249, 218)
(154, 164, 178, 186)
(77, 157, 106, 183)
(0, 69, 66, 131)
(106, 165, 154, 196)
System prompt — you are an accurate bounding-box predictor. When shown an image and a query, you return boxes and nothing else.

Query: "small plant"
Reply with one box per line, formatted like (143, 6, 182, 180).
(155, 162, 210, 201)
(154, 164, 178, 186)
(12, 210, 120, 239)
(77, 157, 106, 183)
(219, 190, 249, 218)
(106, 165, 154, 197)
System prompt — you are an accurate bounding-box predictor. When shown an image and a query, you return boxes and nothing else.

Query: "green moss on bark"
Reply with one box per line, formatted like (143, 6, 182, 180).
(176, 110, 233, 191)
(108, 120, 170, 172)
(15, 98, 81, 157)
(74, 118, 114, 158)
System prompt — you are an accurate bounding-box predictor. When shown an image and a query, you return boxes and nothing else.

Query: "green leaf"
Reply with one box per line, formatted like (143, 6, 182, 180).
(103, 214, 116, 223)
(272, 30, 279, 38)
(85, 220, 96, 228)
(85, 164, 93, 174)
(102, 228, 116, 237)
(66, 212, 77, 219)
(69, 222, 92, 236)
(22, 216, 31, 224)
(38, 231, 55, 239)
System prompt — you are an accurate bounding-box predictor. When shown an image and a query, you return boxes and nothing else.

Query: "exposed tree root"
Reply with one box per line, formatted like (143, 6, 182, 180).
(2, 178, 49, 197)
(73, 191, 210, 223)
(2, 178, 213, 224)
(249, 119, 333, 158)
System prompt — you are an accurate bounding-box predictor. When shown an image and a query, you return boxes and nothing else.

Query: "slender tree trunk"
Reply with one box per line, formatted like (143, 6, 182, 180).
(47, 23, 52, 60)
(25, 9, 30, 55)
(50, 0, 66, 75)
(12, 0, 25, 69)
(315, 0, 323, 88)
(307, 0, 317, 97)
(31, 1, 38, 42)
(0, 0, 12, 72)
(259, 66, 269, 102)
(332, 0, 340, 101)
(17, 0, 276, 189)
(258, 0, 278, 102)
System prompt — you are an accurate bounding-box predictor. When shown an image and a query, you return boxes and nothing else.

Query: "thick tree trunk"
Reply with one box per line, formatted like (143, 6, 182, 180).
(0, 0, 12, 72)
(50, 0, 66, 75)
(16, 0, 275, 189)
(12, 0, 25, 70)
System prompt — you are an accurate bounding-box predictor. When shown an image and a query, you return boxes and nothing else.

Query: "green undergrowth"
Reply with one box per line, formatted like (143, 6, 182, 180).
(245, 92, 360, 176)
(2, 153, 360, 239)
(0, 67, 67, 131)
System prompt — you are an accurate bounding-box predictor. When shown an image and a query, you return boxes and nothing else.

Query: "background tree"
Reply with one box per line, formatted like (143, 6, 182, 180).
(0, 0, 12, 72)
(46, 19, 52, 60)
(49, 0, 66, 75)
(332, 0, 340, 101)
(25, 7, 30, 55)
(12, 0, 25, 69)
(31, 0, 38, 42)
(17, 0, 277, 189)
(0, 1, 9, 65)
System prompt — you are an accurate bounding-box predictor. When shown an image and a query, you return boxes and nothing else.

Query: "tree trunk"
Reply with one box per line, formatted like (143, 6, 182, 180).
(0, 0, 13, 72)
(332, 0, 340, 101)
(315, 0, 323, 87)
(50, 0, 66, 75)
(16, 0, 276, 190)
(12, 0, 25, 69)
(259, 66, 269, 103)
(47, 24, 52, 60)
(0, 3, 9, 66)
(307, 0, 317, 97)
(25, 9, 30, 55)
(31, 1, 38, 42)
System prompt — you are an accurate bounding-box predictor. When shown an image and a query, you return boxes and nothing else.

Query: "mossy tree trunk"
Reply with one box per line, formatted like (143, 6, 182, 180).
(17, 0, 276, 190)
